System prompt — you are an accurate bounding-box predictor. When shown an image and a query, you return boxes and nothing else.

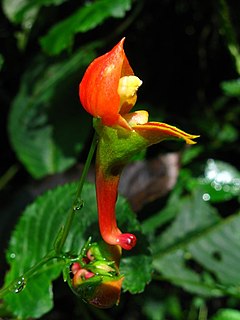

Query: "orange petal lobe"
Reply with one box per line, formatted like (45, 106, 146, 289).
(133, 122, 199, 145)
(79, 38, 134, 126)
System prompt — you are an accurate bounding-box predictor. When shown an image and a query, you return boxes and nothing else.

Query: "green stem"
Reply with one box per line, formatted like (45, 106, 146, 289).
(0, 250, 60, 297)
(55, 131, 98, 254)
(0, 164, 19, 191)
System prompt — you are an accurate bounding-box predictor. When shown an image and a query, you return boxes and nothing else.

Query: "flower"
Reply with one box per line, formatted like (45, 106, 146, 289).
(79, 38, 199, 250)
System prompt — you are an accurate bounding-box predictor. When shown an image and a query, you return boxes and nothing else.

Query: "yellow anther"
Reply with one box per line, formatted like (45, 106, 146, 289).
(118, 76, 142, 108)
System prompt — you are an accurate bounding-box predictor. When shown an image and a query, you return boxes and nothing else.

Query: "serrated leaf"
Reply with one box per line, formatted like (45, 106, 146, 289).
(152, 191, 240, 297)
(40, 0, 132, 55)
(3, 182, 151, 318)
(8, 46, 96, 178)
(121, 232, 152, 294)
(121, 254, 152, 294)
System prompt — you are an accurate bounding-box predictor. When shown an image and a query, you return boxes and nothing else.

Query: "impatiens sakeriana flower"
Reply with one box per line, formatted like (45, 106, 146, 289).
(79, 38, 199, 250)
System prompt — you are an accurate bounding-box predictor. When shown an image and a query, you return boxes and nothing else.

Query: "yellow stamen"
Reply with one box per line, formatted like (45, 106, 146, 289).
(118, 76, 142, 108)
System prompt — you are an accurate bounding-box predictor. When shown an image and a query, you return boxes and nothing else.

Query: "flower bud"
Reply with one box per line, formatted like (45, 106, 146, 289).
(68, 240, 124, 308)
(74, 276, 124, 308)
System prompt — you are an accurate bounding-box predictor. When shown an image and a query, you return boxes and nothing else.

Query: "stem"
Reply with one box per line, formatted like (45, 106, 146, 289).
(55, 132, 98, 254)
(0, 164, 19, 191)
(0, 250, 61, 298)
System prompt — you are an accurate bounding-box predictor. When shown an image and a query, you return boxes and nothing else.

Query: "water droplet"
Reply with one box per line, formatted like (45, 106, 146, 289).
(211, 181, 222, 191)
(214, 184, 222, 191)
(202, 193, 210, 201)
(10, 253, 16, 259)
(73, 199, 84, 211)
(10, 277, 26, 294)
(223, 185, 230, 192)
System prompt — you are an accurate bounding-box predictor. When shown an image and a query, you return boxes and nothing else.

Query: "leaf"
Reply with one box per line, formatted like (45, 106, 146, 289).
(211, 308, 240, 320)
(3, 182, 151, 318)
(181, 145, 204, 165)
(2, 0, 67, 24)
(8, 46, 96, 178)
(40, 0, 133, 55)
(3, 183, 76, 319)
(121, 254, 152, 294)
(152, 191, 240, 297)
(141, 187, 182, 234)
(198, 159, 240, 202)
(221, 78, 240, 97)
(121, 232, 152, 294)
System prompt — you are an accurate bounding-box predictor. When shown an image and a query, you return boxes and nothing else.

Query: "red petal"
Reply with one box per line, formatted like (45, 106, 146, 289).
(79, 38, 133, 126)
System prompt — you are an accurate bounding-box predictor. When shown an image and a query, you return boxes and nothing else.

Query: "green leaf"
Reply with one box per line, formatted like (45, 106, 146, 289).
(40, 0, 133, 55)
(3, 182, 151, 318)
(8, 46, 96, 178)
(181, 145, 204, 165)
(121, 254, 152, 294)
(152, 191, 240, 297)
(211, 308, 240, 320)
(2, 0, 67, 24)
(198, 159, 240, 202)
(221, 79, 240, 97)
(141, 188, 182, 234)
(121, 232, 152, 294)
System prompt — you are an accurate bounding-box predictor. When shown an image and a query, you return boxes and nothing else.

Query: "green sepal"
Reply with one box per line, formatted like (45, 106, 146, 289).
(88, 261, 116, 276)
(94, 118, 148, 174)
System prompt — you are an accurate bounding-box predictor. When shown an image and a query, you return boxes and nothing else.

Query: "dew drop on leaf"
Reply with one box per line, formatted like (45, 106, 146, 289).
(202, 193, 210, 201)
(10, 277, 26, 294)
(9, 253, 16, 259)
(73, 199, 84, 211)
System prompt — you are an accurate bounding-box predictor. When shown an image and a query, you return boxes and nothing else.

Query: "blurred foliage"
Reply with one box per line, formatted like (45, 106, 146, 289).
(1, 0, 240, 319)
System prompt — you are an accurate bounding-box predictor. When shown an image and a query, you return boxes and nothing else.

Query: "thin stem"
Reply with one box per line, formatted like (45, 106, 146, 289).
(198, 302, 208, 320)
(55, 132, 98, 254)
(0, 250, 61, 298)
(0, 164, 19, 191)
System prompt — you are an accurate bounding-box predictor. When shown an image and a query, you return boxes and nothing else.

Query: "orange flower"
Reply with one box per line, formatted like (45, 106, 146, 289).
(79, 38, 199, 250)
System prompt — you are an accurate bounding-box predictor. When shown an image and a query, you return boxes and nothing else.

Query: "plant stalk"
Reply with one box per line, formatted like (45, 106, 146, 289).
(55, 131, 98, 254)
